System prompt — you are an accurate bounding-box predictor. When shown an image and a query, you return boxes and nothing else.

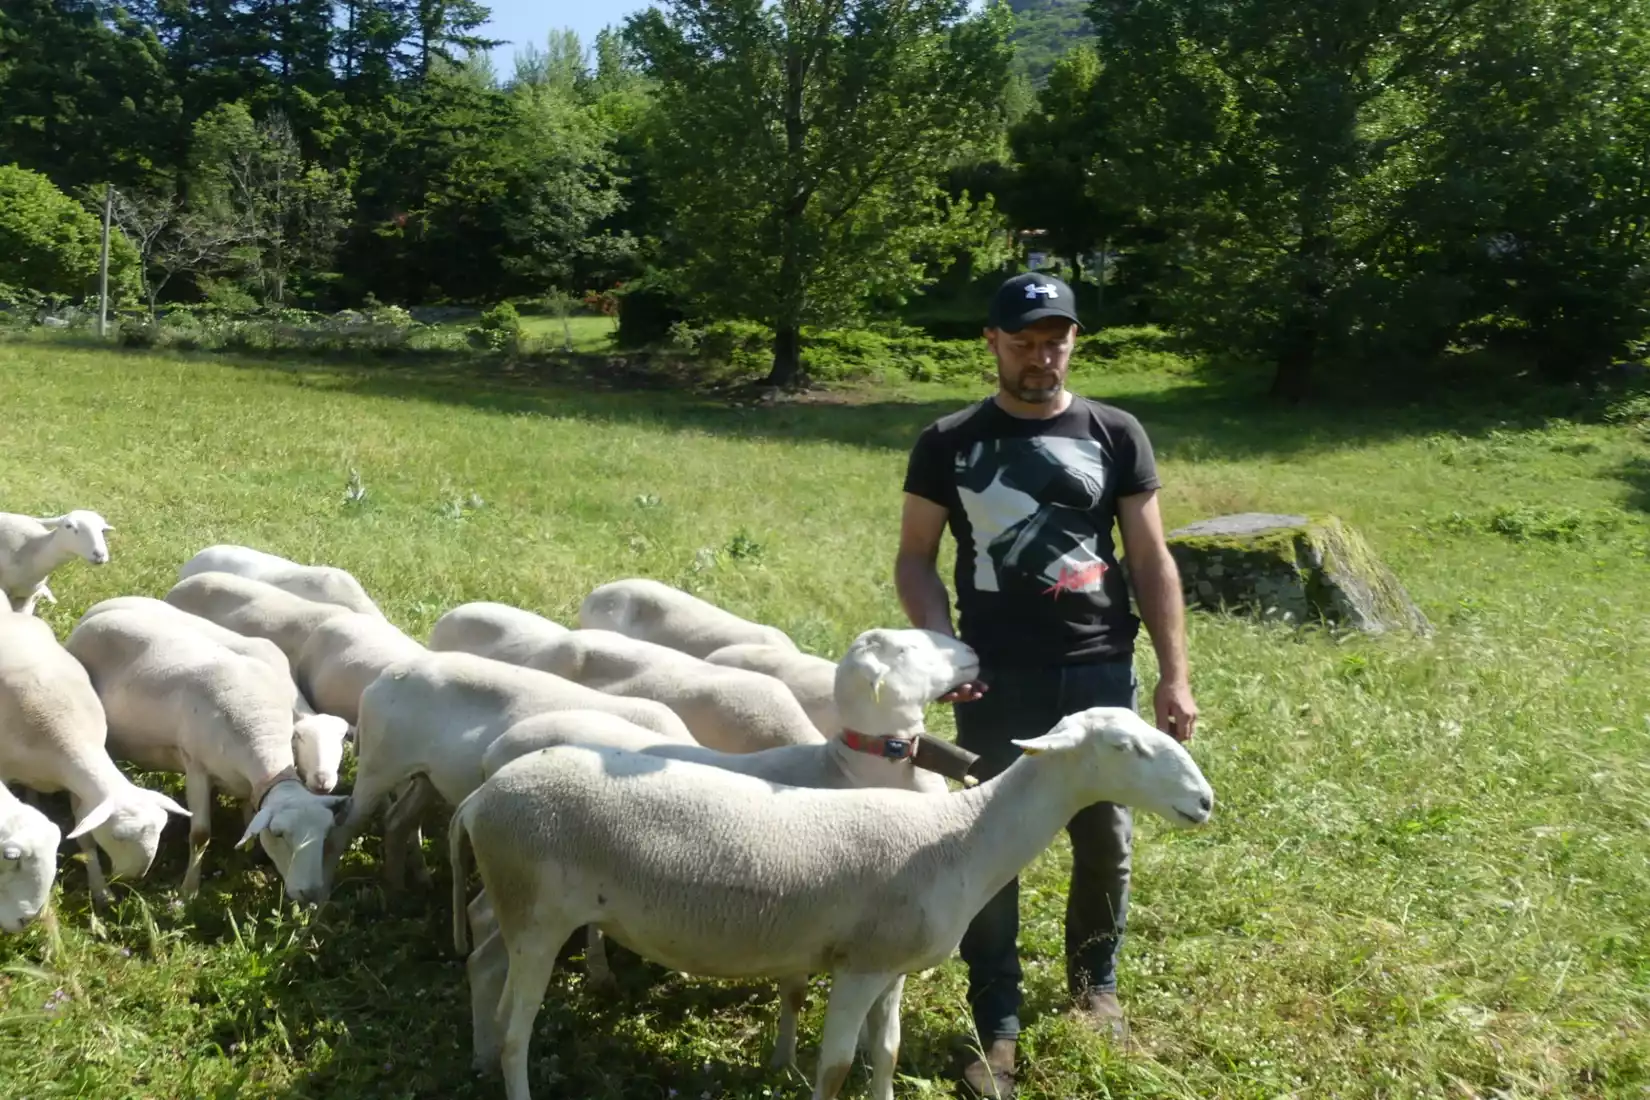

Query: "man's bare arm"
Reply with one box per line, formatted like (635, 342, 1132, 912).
(894, 492, 986, 700)
(1118, 489, 1197, 740)
(894, 492, 956, 634)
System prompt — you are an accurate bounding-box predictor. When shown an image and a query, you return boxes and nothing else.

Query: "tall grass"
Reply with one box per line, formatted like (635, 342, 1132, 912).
(0, 340, 1645, 1098)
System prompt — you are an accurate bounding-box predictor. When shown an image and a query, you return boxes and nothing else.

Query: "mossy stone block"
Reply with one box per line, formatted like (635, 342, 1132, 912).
(1160, 512, 1431, 636)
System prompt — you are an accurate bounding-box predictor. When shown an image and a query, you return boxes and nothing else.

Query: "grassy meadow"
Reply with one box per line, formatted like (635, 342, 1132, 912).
(0, 336, 1647, 1099)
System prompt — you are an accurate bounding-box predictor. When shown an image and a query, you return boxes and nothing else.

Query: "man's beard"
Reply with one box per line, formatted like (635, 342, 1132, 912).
(1001, 366, 1061, 403)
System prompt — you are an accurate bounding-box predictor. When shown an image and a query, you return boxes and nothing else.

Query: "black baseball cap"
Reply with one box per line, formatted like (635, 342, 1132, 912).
(987, 271, 1083, 332)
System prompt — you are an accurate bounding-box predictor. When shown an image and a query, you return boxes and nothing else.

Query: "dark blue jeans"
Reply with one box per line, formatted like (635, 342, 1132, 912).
(952, 656, 1138, 1044)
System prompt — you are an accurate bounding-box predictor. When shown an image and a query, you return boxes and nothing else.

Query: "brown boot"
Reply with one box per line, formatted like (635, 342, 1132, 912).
(959, 1037, 1017, 1099)
(1071, 990, 1129, 1046)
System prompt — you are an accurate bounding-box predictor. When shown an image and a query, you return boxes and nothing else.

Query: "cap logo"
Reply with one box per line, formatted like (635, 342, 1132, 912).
(1024, 282, 1059, 299)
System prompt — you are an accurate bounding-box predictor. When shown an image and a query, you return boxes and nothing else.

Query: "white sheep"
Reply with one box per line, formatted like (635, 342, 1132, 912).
(435, 624, 823, 754)
(0, 510, 113, 614)
(164, 570, 350, 664)
(178, 543, 386, 618)
(0, 612, 190, 906)
(77, 596, 352, 794)
(578, 577, 798, 657)
(458, 626, 983, 1071)
(704, 641, 841, 735)
(0, 781, 61, 934)
(450, 706, 1214, 1100)
(427, 601, 569, 663)
(323, 649, 695, 895)
(63, 607, 347, 903)
(291, 610, 426, 727)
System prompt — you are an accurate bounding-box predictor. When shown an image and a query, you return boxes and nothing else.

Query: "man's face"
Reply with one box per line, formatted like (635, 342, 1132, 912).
(985, 317, 1077, 404)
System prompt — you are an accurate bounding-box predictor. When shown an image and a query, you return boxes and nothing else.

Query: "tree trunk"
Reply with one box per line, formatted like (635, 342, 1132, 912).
(767, 324, 803, 388)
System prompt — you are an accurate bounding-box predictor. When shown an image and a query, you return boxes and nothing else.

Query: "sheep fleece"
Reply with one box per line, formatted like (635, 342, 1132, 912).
(473, 747, 975, 978)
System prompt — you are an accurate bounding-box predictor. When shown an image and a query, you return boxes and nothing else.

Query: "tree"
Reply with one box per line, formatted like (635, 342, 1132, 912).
(999, 44, 1131, 297)
(107, 184, 253, 317)
(1085, 0, 1491, 399)
(0, 164, 141, 302)
(625, 0, 1017, 387)
(190, 103, 355, 306)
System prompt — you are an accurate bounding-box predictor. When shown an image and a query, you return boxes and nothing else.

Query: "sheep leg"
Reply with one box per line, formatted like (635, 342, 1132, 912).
(860, 974, 907, 1100)
(583, 925, 614, 988)
(381, 775, 435, 892)
(324, 768, 405, 881)
(811, 971, 895, 1100)
(181, 763, 215, 899)
(466, 889, 508, 1072)
(771, 976, 810, 1069)
(498, 920, 579, 1100)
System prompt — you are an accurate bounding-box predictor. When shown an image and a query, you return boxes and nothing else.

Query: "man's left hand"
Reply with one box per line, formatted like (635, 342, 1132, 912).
(1153, 677, 1197, 743)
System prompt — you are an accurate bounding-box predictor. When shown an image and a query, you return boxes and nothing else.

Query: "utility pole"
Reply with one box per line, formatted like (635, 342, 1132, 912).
(97, 183, 113, 338)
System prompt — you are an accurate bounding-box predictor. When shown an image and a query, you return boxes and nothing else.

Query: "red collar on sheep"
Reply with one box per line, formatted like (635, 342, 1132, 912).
(840, 730, 916, 761)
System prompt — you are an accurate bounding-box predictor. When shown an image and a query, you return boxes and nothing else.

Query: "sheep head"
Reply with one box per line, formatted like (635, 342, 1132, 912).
(834, 627, 981, 736)
(0, 799, 61, 934)
(66, 783, 191, 879)
(1013, 706, 1214, 827)
(37, 510, 114, 565)
(237, 781, 346, 905)
(292, 713, 351, 793)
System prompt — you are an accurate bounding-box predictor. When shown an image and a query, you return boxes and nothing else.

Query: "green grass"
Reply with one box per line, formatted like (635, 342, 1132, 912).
(511, 312, 617, 351)
(1, 338, 1648, 1099)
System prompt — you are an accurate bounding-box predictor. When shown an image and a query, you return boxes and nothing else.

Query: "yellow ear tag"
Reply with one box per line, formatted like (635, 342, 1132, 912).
(872, 676, 884, 705)
(1020, 747, 1043, 756)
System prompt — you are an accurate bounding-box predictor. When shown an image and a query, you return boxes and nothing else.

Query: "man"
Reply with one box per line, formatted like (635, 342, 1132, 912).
(893, 271, 1198, 1099)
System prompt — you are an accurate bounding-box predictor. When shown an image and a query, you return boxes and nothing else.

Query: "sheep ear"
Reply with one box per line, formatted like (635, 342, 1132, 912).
(237, 803, 276, 849)
(34, 515, 65, 529)
(67, 797, 118, 839)
(1011, 715, 1088, 757)
(147, 790, 191, 818)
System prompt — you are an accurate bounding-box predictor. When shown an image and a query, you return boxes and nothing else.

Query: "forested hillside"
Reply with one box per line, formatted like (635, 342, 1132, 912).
(1006, 0, 1094, 85)
(4, 0, 1650, 399)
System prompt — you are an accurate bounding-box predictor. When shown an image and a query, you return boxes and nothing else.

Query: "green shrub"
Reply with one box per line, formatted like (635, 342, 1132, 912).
(467, 302, 523, 352)
(614, 279, 686, 348)
(0, 164, 141, 303)
(698, 320, 771, 370)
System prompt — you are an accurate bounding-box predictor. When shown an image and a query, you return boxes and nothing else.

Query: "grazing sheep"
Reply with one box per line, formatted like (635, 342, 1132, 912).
(64, 608, 347, 903)
(704, 642, 841, 736)
(164, 571, 350, 664)
(0, 510, 113, 614)
(458, 627, 983, 1072)
(439, 625, 823, 754)
(428, 601, 570, 659)
(448, 706, 1214, 1100)
(0, 613, 190, 906)
(178, 543, 385, 618)
(291, 611, 426, 727)
(77, 596, 352, 794)
(0, 781, 61, 934)
(323, 649, 695, 895)
(578, 577, 797, 657)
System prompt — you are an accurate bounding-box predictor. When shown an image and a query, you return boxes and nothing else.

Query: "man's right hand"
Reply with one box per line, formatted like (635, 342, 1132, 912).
(938, 681, 989, 704)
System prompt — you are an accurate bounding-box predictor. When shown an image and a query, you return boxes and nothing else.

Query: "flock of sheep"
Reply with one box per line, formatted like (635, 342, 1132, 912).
(0, 508, 1217, 1100)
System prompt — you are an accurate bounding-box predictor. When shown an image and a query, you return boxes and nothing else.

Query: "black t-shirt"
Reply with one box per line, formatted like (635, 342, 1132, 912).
(902, 393, 1161, 666)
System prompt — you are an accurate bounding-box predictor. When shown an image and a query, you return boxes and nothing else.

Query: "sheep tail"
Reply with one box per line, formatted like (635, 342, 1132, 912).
(448, 789, 476, 956)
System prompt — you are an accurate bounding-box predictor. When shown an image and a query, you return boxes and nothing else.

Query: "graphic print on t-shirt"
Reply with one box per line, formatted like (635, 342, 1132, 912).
(952, 435, 1113, 598)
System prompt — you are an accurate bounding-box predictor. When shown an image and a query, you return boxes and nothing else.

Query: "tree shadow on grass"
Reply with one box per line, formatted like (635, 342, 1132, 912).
(1610, 453, 1650, 514)
(181, 339, 1638, 466)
